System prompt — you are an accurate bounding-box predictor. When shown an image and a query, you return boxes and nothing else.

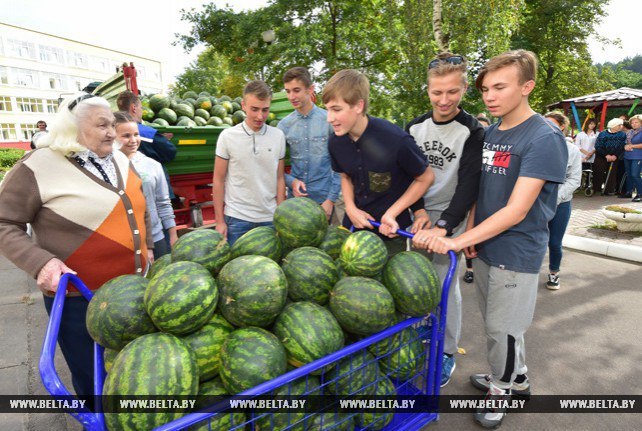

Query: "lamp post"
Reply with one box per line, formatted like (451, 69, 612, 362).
(259, 30, 275, 81)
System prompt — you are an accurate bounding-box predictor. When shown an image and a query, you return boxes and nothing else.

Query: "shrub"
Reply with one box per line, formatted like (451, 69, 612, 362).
(0, 148, 26, 170)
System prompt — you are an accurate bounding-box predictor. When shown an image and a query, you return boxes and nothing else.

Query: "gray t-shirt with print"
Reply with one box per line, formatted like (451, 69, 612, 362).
(475, 114, 567, 273)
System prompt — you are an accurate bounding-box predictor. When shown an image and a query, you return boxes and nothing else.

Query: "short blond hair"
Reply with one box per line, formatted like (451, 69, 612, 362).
(427, 52, 468, 86)
(322, 69, 370, 114)
(475, 50, 538, 90)
(243, 80, 272, 101)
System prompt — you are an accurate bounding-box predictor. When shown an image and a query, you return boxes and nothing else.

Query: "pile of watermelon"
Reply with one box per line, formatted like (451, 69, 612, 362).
(139, 90, 279, 129)
(86, 197, 441, 431)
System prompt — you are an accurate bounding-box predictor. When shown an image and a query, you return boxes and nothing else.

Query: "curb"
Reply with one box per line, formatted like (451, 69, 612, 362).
(562, 234, 642, 263)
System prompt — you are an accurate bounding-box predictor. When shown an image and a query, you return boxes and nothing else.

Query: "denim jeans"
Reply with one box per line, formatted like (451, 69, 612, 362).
(624, 159, 642, 196)
(548, 201, 572, 272)
(224, 215, 274, 246)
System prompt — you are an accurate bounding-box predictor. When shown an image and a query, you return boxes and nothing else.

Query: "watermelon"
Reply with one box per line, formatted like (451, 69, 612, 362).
(145, 261, 218, 335)
(231, 101, 241, 112)
(222, 116, 234, 126)
(210, 105, 227, 119)
(182, 90, 199, 100)
(219, 95, 232, 102)
(175, 103, 195, 118)
(329, 277, 396, 336)
(171, 229, 231, 276)
(177, 118, 197, 127)
(356, 374, 396, 430)
(274, 197, 328, 249)
(230, 226, 282, 262)
(155, 107, 177, 125)
(217, 255, 287, 327)
(232, 110, 246, 125)
(325, 351, 379, 395)
(185, 97, 197, 108)
(199, 91, 212, 97)
(319, 226, 352, 260)
(273, 302, 344, 368)
(194, 116, 207, 126)
(152, 118, 170, 127)
(233, 96, 242, 104)
(255, 376, 321, 431)
(181, 314, 234, 382)
(221, 101, 234, 113)
(104, 348, 119, 374)
(382, 251, 441, 316)
(146, 253, 172, 279)
(195, 96, 212, 111)
(308, 413, 354, 431)
(339, 231, 387, 277)
(207, 116, 224, 126)
(219, 327, 287, 394)
(269, 119, 280, 127)
(141, 107, 155, 122)
(281, 247, 338, 304)
(103, 332, 198, 431)
(149, 94, 171, 112)
(195, 108, 210, 120)
(86, 275, 156, 350)
(190, 378, 246, 431)
(373, 326, 424, 381)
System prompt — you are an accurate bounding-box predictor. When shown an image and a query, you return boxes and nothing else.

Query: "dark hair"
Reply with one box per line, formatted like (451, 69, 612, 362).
(476, 116, 490, 126)
(583, 118, 597, 133)
(36, 120, 47, 127)
(283, 67, 312, 87)
(116, 90, 139, 111)
(114, 111, 135, 126)
(622, 120, 632, 130)
(243, 80, 272, 100)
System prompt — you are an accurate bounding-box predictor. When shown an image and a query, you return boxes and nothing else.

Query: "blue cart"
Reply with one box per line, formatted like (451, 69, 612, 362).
(40, 239, 457, 430)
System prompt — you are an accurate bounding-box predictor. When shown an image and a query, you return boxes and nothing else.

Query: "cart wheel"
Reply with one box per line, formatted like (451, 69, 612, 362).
(585, 188, 594, 197)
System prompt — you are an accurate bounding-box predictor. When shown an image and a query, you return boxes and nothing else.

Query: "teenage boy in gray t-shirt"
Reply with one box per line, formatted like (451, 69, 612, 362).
(416, 50, 567, 429)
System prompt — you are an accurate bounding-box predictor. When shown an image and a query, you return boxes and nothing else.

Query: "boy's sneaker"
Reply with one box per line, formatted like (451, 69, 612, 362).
(473, 383, 510, 429)
(470, 374, 531, 400)
(463, 270, 474, 284)
(546, 273, 560, 290)
(440, 354, 456, 387)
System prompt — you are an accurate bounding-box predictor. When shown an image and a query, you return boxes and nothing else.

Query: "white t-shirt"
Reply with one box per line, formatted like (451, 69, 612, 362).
(575, 130, 597, 163)
(215, 122, 286, 222)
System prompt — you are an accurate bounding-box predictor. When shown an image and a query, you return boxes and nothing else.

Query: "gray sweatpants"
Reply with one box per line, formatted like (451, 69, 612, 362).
(416, 210, 467, 356)
(472, 258, 539, 390)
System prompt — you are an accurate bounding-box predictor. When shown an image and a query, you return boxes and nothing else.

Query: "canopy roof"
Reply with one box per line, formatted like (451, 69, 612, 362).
(547, 87, 642, 109)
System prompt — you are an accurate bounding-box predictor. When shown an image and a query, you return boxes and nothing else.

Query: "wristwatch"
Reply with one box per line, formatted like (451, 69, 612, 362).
(435, 219, 453, 236)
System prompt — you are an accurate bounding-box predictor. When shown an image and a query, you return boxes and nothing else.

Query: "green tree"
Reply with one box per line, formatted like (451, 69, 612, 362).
(168, 47, 232, 97)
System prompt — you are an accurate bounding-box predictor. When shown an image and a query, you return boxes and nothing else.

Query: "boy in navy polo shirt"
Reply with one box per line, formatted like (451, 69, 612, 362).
(322, 69, 434, 254)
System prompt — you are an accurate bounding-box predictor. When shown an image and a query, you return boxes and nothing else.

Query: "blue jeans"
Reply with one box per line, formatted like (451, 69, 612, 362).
(624, 159, 642, 196)
(548, 201, 572, 272)
(224, 215, 273, 246)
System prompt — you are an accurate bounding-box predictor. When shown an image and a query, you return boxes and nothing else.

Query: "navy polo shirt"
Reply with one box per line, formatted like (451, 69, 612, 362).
(329, 116, 428, 232)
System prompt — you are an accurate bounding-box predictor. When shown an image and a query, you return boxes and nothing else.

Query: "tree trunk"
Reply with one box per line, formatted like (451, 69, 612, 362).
(433, 0, 447, 52)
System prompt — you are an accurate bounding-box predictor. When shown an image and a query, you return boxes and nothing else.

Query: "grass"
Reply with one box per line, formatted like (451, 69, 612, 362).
(604, 205, 642, 214)
(590, 220, 642, 236)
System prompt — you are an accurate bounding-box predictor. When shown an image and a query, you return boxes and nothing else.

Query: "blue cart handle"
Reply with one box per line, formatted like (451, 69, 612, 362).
(367, 220, 415, 239)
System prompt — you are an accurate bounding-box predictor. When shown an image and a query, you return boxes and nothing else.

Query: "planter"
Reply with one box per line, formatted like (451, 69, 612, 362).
(601, 207, 642, 232)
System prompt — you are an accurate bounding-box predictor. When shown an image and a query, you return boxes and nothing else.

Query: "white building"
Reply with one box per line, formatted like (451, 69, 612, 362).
(0, 22, 163, 145)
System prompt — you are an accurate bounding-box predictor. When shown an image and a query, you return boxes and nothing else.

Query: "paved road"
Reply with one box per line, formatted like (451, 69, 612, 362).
(1, 249, 640, 431)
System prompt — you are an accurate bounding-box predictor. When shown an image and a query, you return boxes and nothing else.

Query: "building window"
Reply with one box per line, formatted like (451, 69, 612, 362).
(68, 51, 88, 68)
(16, 97, 43, 113)
(12, 68, 39, 87)
(8, 39, 35, 59)
(90, 56, 110, 73)
(0, 67, 7, 85)
(0, 124, 17, 141)
(46, 74, 65, 90)
(39, 45, 65, 64)
(46, 100, 58, 114)
(20, 124, 38, 140)
(0, 96, 12, 111)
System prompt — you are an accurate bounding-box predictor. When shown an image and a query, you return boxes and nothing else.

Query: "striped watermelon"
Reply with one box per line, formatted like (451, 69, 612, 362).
(281, 247, 338, 304)
(171, 229, 231, 276)
(230, 226, 282, 262)
(103, 348, 119, 374)
(103, 332, 198, 431)
(273, 302, 344, 369)
(86, 275, 156, 350)
(190, 377, 247, 431)
(146, 253, 172, 279)
(219, 327, 287, 394)
(382, 251, 441, 316)
(145, 261, 218, 335)
(325, 351, 380, 395)
(339, 231, 388, 277)
(318, 226, 352, 260)
(308, 413, 354, 431)
(329, 277, 396, 336)
(356, 374, 396, 430)
(274, 197, 328, 249)
(255, 376, 321, 431)
(217, 256, 287, 328)
(374, 326, 425, 381)
(181, 314, 235, 382)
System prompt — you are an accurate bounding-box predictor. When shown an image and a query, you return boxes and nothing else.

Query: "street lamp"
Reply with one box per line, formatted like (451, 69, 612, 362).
(259, 30, 275, 81)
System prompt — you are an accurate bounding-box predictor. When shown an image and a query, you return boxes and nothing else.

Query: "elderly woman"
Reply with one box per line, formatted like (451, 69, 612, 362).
(0, 94, 153, 397)
(592, 118, 626, 196)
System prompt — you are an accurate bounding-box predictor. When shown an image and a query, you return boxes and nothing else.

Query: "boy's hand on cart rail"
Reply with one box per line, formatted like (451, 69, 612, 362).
(346, 207, 375, 229)
(426, 236, 462, 254)
(410, 209, 430, 233)
(37, 258, 76, 294)
(215, 220, 228, 240)
(291, 179, 308, 197)
(411, 226, 446, 249)
(380, 212, 400, 238)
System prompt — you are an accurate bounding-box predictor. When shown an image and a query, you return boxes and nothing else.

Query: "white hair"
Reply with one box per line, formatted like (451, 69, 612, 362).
(38, 93, 112, 156)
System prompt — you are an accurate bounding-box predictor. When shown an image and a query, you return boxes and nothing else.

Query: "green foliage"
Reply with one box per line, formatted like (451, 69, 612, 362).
(169, 47, 231, 98)
(0, 148, 25, 170)
(597, 55, 642, 89)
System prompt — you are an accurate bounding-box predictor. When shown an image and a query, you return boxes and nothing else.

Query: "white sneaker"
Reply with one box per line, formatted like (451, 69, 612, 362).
(546, 273, 560, 290)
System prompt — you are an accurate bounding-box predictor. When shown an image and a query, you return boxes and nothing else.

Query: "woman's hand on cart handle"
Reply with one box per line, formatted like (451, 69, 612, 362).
(37, 258, 76, 294)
